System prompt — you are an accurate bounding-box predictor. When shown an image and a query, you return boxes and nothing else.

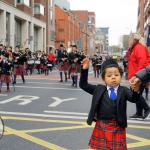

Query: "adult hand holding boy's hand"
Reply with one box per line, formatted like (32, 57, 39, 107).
(82, 58, 90, 69)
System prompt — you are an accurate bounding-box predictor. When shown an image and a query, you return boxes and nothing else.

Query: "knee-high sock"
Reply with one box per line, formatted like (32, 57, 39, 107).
(65, 72, 67, 81)
(74, 75, 78, 86)
(71, 76, 74, 85)
(13, 75, 17, 82)
(60, 72, 63, 80)
(6, 83, 9, 90)
(21, 75, 25, 82)
(0, 81, 3, 87)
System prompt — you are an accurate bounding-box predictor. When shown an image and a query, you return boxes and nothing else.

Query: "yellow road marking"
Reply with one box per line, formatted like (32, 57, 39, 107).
(2, 116, 150, 149)
(5, 126, 66, 150)
(128, 125, 150, 129)
(2, 116, 86, 125)
(5, 125, 88, 135)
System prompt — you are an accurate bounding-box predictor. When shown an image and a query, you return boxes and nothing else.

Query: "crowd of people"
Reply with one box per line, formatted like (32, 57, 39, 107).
(0, 43, 87, 91)
(0, 32, 150, 149)
(0, 44, 57, 92)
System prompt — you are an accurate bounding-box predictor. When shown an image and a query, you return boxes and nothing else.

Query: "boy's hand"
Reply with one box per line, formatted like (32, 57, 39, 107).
(82, 58, 90, 69)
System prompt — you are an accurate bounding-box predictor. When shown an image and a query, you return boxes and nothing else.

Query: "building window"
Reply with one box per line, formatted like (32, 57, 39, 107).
(6, 12, 10, 46)
(17, 0, 30, 6)
(15, 19, 22, 47)
(50, 10, 53, 25)
(50, 0, 53, 7)
(34, 4, 45, 15)
(34, 27, 38, 52)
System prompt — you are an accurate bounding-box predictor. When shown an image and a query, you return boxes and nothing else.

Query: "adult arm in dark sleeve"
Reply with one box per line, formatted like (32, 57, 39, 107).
(136, 65, 150, 84)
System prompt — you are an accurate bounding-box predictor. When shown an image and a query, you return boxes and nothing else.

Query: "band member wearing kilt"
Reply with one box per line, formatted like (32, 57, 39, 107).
(35, 50, 44, 74)
(0, 51, 12, 92)
(43, 55, 49, 76)
(68, 45, 81, 87)
(77, 51, 86, 73)
(92, 54, 99, 78)
(12, 46, 27, 84)
(96, 52, 103, 77)
(79, 58, 140, 150)
(57, 44, 69, 82)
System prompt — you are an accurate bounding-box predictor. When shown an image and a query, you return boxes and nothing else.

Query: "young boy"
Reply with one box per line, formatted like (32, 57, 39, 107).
(0, 51, 12, 92)
(79, 58, 140, 150)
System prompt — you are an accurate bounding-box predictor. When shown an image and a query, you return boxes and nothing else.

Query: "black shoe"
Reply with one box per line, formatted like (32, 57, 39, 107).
(74, 84, 77, 88)
(12, 81, 16, 84)
(23, 80, 25, 83)
(143, 109, 150, 119)
(59, 80, 63, 82)
(129, 114, 143, 120)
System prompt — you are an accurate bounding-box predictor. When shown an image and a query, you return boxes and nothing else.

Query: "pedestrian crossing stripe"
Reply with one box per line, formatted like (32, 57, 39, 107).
(2, 116, 150, 149)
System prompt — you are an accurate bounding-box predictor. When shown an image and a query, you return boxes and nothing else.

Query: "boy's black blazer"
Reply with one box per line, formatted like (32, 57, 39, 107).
(79, 69, 140, 128)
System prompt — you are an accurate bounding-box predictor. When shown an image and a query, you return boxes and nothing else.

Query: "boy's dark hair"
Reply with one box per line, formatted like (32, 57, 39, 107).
(101, 66, 123, 80)
(101, 58, 123, 80)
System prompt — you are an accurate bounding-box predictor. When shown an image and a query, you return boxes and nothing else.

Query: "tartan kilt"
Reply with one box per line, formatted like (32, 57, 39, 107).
(26, 64, 34, 69)
(89, 120, 127, 150)
(68, 63, 78, 73)
(43, 65, 48, 71)
(13, 65, 26, 76)
(58, 62, 69, 72)
(76, 64, 82, 73)
(36, 64, 44, 69)
(0, 74, 11, 83)
(93, 66, 98, 71)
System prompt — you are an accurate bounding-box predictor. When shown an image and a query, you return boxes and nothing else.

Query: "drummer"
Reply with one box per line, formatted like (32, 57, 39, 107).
(35, 50, 44, 74)
(96, 52, 103, 77)
(25, 48, 33, 74)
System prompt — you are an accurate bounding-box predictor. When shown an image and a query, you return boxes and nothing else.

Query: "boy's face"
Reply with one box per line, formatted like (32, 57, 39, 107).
(103, 67, 122, 87)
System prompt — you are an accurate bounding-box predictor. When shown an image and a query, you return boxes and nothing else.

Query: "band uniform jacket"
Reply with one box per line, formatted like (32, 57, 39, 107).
(79, 69, 140, 128)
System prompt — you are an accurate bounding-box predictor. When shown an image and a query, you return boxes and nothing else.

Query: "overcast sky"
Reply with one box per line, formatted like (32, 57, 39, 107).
(69, 0, 138, 46)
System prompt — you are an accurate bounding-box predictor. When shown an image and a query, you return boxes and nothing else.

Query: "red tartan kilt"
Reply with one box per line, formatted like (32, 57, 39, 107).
(36, 64, 44, 69)
(89, 120, 127, 150)
(26, 64, 34, 69)
(0, 74, 11, 83)
(93, 66, 98, 71)
(68, 64, 78, 73)
(43, 65, 48, 71)
(76, 64, 82, 73)
(13, 65, 26, 76)
(58, 62, 69, 72)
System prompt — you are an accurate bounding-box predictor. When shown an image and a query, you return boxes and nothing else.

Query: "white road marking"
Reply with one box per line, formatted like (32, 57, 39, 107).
(0, 111, 149, 123)
(0, 95, 39, 105)
(0, 111, 87, 119)
(49, 97, 77, 107)
(0, 94, 8, 96)
(44, 110, 88, 115)
(8, 86, 81, 90)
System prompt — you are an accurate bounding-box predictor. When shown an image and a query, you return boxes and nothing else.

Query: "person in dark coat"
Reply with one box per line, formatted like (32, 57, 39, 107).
(79, 58, 140, 150)
(0, 51, 12, 92)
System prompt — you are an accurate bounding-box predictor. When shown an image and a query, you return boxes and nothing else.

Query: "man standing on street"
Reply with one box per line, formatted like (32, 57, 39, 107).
(127, 33, 150, 120)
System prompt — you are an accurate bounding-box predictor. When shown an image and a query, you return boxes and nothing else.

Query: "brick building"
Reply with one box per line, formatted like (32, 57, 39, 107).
(55, 5, 80, 49)
(0, 0, 55, 53)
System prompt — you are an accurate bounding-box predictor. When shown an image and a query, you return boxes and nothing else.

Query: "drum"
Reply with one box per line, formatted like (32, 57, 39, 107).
(47, 64, 52, 66)
(35, 60, 40, 64)
(27, 60, 34, 64)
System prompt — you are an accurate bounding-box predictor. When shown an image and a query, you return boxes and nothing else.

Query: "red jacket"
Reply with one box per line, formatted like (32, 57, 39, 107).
(47, 53, 55, 62)
(128, 43, 150, 79)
